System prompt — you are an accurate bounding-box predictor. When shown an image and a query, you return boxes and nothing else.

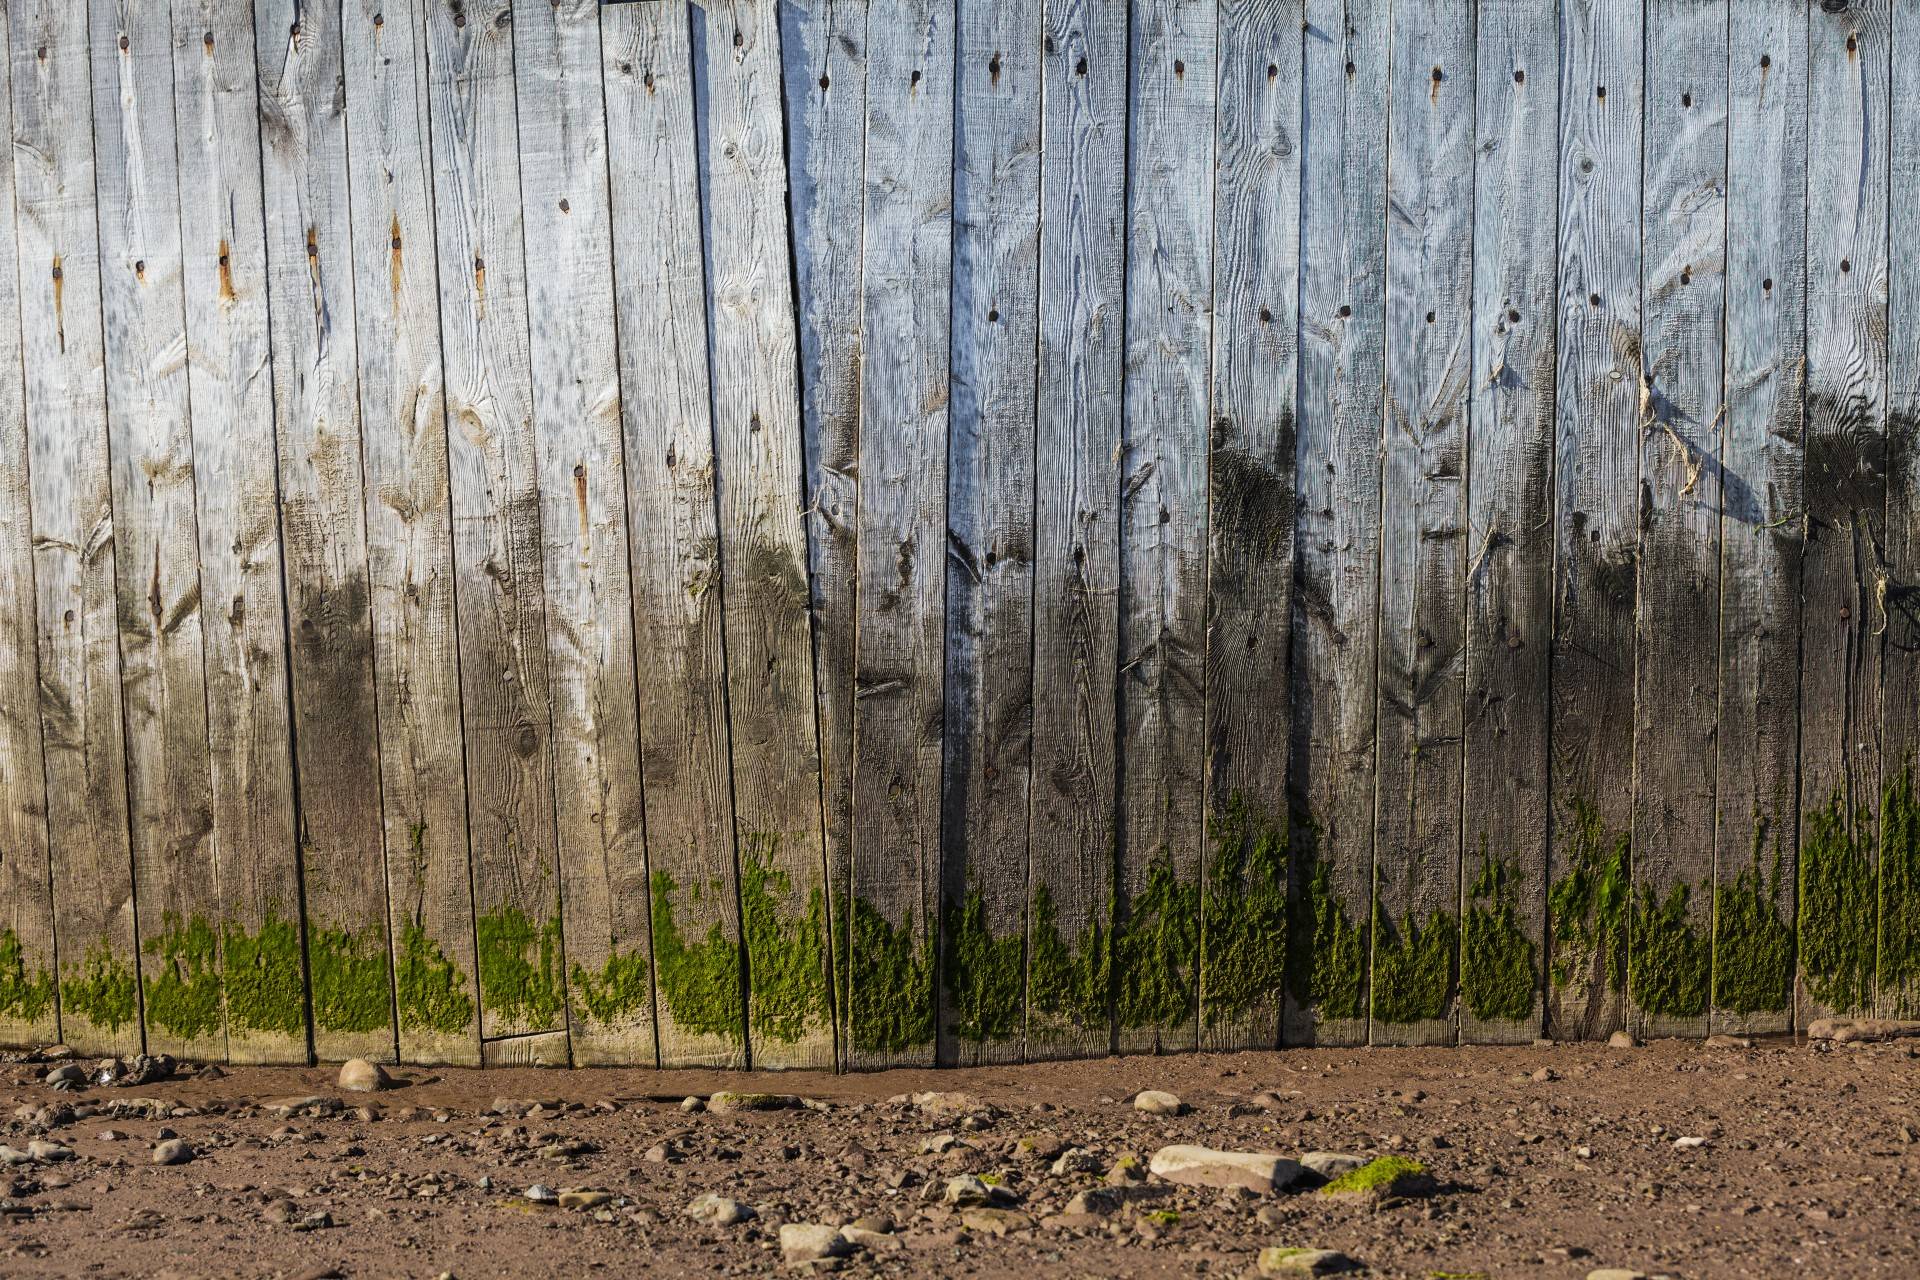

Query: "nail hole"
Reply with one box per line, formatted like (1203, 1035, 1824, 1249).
(1762, 277, 1773, 291)
(1841, 258, 1852, 273)
(1338, 304, 1352, 318)
(1682, 92, 1692, 107)
(1759, 54, 1771, 69)
(1589, 293, 1602, 307)
(1596, 85, 1606, 99)
(1513, 68, 1525, 84)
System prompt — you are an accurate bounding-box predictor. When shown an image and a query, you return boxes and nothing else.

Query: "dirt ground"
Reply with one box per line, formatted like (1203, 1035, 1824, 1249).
(0, 1035, 1913, 1279)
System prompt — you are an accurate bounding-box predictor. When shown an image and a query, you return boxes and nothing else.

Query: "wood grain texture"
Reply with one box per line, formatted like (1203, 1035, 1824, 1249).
(421, 0, 568, 1059)
(1286, 0, 1388, 1049)
(90, 0, 222, 1062)
(1371, 0, 1472, 1048)
(1025, 0, 1125, 1062)
(691, 0, 833, 1071)
(1630, 0, 1724, 1040)
(342, 0, 478, 1067)
(1201, 0, 1298, 1053)
(514, 0, 650, 1068)
(12, 0, 145, 1057)
(170, 0, 305, 1065)
(1714, 0, 1804, 1036)
(1797, 0, 1889, 1027)
(938, 0, 1040, 1067)
(1460, 0, 1557, 1046)
(255, 0, 395, 1064)
(844, 0, 954, 1071)
(1115, 0, 1213, 1058)
(1547, 0, 1641, 1043)
(0, 0, 59, 1050)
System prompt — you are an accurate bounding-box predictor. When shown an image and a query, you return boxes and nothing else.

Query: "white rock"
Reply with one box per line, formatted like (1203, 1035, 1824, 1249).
(684, 1193, 755, 1226)
(1132, 1090, 1185, 1116)
(779, 1223, 851, 1265)
(150, 1138, 194, 1166)
(1148, 1144, 1303, 1194)
(1672, 1135, 1708, 1150)
(336, 1058, 391, 1093)
(1050, 1147, 1101, 1176)
(944, 1173, 1015, 1207)
(1259, 1247, 1360, 1275)
(25, 1140, 73, 1163)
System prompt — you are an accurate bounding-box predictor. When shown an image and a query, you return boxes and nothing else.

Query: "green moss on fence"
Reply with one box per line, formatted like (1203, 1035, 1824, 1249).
(221, 912, 305, 1037)
(142, 914, 224, 1041)
(1200, 793, 1288, 1027)
(643, 871, 742, 1042)
(62, 943, 138, 1032)
(943, 881, 1023, 1044)
(1460, 850, 1536, 1023)
(739, 834, 831, 1046)
(1028, 882, 1110, 1032)
(0, 929, 55, 1026)
(1370, 900, 1457, 1026)
(1798, 791, 1876, 1014)
(1284, 829, 1365, 1022)
(1879, 768, 1920, 1013)
(1628, 882, 1710, 1020)
(847, 896, 935, 1055)
(571, 943, 652, 1026)
(1114, 850, 1200, 1032)
(1713, 828, 1792, 1017)
(1547, 799, 1629, 994)
(396, 921, 473, 1037)
(309, 923, 393, 1034)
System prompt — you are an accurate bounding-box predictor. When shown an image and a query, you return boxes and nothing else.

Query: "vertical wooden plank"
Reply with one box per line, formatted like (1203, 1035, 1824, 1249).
(171, 0, 306, 1066)
(1714, 0, 1804, 1037)
(256, 0, 396, 1063)
(1460, 0, 1556, 1046)
(846, 0, 954, 1069)
(1115, 0, 1213, 1057)
(1797, 0, 1888, 1027)
(12, 0, 144, 1057)
(421, 1, 573, 1063)
(514, 0, 647, 1068)
(777, 0, 866, 1068)
(1883, 0, 1920, 1019)
(91, 0, 223, 1062)
(0, 0, 59, 1051)
(1025, 0, 1124, 1062)
(1286, 0, 1387, 1049)
(691, 0, 834, 1070)
(1199, 0, 1298, 1052)
(1371, 0, 1473, 1047)
(341, 0, 480, 1066)
(1630, 0, 1724, 1040)
(937, 0, 1040, 1066)
(1546, 0, 1641, 1043)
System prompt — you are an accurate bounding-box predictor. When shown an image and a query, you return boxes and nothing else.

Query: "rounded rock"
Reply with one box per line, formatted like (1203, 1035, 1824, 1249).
(336, 1058, 392, 1093)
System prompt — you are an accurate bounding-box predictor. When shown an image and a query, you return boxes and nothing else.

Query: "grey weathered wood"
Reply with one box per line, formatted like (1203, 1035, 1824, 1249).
(1115, 0, 1213, 1057)
(1547, 0, 1641, 1043)
(1371, 0, 1472, 1048)
(342, 0, 479, 1067)
(1025, 0, 1125, 1062)
(12, 0, 144, 1057)
(691, 0, 833, 1072)
(1883, 0, 1920, 1020)
(257, 0, 398, 1063)
(170, 0, 305, 1066)
(0, 0, 58, 1051)
(1200, 0, 1298, 1054)
(1286, 0, 1388, 1048)
(777, 0, 866, 1067)
(421, 0, 569, 1060)
(90, 0, 221, 1063)
(1630, 0, 1724, 1040)
(1460, 0, 1556, 1046)
(847, 0, 954, 1069)
(1797, 0, 1889, 1027)
(598, 0, 729, 1069)
(937, 0, 1040, 1067)
(515, 0, 650, 1068)
(1714, 0, 1804, 1037)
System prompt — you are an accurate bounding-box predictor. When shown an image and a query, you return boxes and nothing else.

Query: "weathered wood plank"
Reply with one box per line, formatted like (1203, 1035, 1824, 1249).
(169, 0, 306, 1065)
(847, 0, 954, 1069)
(514, 0, 649, 1067)
(1630, 0, 1724, 1040)
(1883, 0, 1920, 1019)
(777, 0, 866, 1069)
(257, 0, 398, 1063)
(937, 0, 1040, 1067)
(1797, 0, 1889, 1027)
(342, 0, 479, 1067)
(1286, 0, 1388, 1048)
(1546, 0, 1641, 1043)
(1460, 0, 1557, 1046)
(0, 0, 59, 1051)
(1371, 0, 1472, 1048)
(12, 0, 144, 1057)
(91, 0, 223, 1062)
(597, 0, 729, 1069)
(691, 0, 833, 1071)
(1116, 0, 1213, 1057)
(420, 0, 570, 1059)
(1025, 0, 1125, 1062)
(1714, 0, 1804, 1037)
(1199, 0, 1298, 1054)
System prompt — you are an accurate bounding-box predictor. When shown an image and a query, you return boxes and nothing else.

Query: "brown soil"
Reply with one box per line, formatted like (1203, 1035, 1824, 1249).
(0, 1037, 1914, 1279)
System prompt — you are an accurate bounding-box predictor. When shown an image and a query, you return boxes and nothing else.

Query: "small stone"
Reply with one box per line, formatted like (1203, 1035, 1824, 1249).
(96, 1129, 123, 1142)
(1051, 1147, 1101, 1177)
(1132, 1090, 1185, 1116)
(960, 1207, 1033, 1236)
(680, 1096, 705, 1114)
(1298, 1152, 1368, 1183)
(523, 1184, 558, 1205)
(43, 1063, 87, 1087)
(1250, 1090, 1288, 1111)
(1148, 1145, 1304, 1195)
(1585, 1271, 1648, 1280)
(643, 1144, 669, 1163)
(944, 1174, 1016, 1207)
(336, 1058, 391, 1093)
(1064, 1187, 1124, 1217)
(707, 1091, 800, 1114)
(0, 1146, 33, 1166)
(1608, 1030, 1638, 1049)
(1672, 1135, 1708, 1150)
(1317, 1156, 1434, 1201)
(150, 1139, 194, 1166)
(1258, 1247, 1360, 1275)
(1531, 1067, 1558, 1083)
(910, 1091, 989, 1118)
(1106, 1153, 1146, 1186)
(1704, 1034, 1753, 1049)
(779, 1222, 851, 1265)
(291, 1210, 333, 1232)
(1012, 1133, 1064, 1161)
(25, 1140, 73, 1163)
(920, 1133, 959, 1155)
(560, 1190, 614, 1210)
(840, 1225, 901, 1252)
(684, 1193, 754, 1226)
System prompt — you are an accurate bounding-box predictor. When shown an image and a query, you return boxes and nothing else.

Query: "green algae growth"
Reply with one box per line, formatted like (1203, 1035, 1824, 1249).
(0, 929, 55, 1027)
(942, 880, 1023, 1044)
(1200, 793, 1288, 1028)
(1547, 799, 1629, 995)
(61, 942, 138, 1032)
(1713, 827, 1792, 1017)
(1284, 826, 1366, 1023)
(221, 911, 306, 1037)
(1798, 791, 1876, 1014)
(142, 914, 224, 1042)
(1460, 849, 1537, 1023)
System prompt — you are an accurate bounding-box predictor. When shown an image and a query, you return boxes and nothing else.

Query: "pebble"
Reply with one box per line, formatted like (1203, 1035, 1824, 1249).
(1148, 1145, 1304, 1195)
(25, 1140, 73, 1163)
(1050, 1147, 1101, 1176)
(707, 1091, 800, 1114)
(1106, 1154, 1146, 1186)
(680, 1096, 705, 1114)
(1258, 1247, 1360, 1276)
(684, 1193, 755, 1226)
(1704, 1034, 1753, 1049)
(0, 1146, 33, 1166)
(1585, 1271, 1648, 1280)
(559, 1190, 614, 1210)
(43, 1064, 87, 1087)
(1298, 1152, 1367, 1182)
(943, 1174, 1016, 1208)
(1608, 1030, 1638, 1049)
(1672, 1136, 1708, 1150)
(779, 1222, 851, 1265)
(1064, 1187, 1124, 1217)
(150, 1139, 194, 1166)
(960, 1207, 1033, 1236)
(1132, 1090, 1185, 1116)
(336, 1058, 391, 1093)
(523, 1184, 558, 1205)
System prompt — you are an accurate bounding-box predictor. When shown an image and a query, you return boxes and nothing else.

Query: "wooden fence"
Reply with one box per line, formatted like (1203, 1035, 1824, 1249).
(0, 0, 1910, 1068)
